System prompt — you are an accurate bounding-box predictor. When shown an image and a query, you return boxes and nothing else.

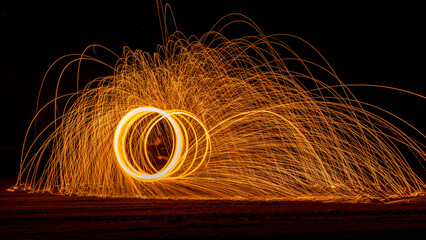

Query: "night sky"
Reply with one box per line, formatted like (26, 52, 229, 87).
(1, 1, 425, 176)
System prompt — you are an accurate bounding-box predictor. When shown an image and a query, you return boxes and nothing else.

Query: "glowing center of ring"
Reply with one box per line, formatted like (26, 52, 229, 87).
(114, 107, 210, 182)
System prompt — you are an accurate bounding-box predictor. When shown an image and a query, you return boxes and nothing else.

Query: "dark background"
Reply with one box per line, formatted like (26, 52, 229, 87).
(1, 1, 425, 177)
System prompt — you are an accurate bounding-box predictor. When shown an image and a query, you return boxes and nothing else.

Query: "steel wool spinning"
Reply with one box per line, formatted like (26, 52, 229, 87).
(14, 14, 426, 202)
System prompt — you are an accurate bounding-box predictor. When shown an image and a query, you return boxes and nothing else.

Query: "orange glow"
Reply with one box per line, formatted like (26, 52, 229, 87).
(12, 11, 425, 202)
(114, 106, 210, 181)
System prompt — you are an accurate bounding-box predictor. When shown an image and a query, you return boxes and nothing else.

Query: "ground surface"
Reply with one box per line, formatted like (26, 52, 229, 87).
(1, 178, 425, 239)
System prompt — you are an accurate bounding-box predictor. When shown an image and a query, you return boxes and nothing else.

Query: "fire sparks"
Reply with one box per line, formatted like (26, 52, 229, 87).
(14, 13, 425, 202)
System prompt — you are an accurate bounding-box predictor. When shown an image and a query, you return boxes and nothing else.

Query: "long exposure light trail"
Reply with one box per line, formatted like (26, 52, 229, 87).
(13, 10, 426, 202)
(114, 107, 210, 181)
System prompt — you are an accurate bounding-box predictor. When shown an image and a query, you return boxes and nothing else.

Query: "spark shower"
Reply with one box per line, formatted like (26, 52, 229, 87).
(13, 8, 426, 202)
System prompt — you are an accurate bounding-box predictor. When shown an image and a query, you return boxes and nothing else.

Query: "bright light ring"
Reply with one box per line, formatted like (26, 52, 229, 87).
(114, 106, 210, 182)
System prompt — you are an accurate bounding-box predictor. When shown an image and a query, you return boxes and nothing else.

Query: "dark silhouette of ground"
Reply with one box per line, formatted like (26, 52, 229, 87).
(1, 177, 425, 239)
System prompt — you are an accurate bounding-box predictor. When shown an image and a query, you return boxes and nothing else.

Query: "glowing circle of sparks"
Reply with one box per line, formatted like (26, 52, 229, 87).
(114, 107, 210, 182)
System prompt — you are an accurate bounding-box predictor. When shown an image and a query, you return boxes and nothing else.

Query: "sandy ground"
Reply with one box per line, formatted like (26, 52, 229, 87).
(1, 178, 425, 239)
